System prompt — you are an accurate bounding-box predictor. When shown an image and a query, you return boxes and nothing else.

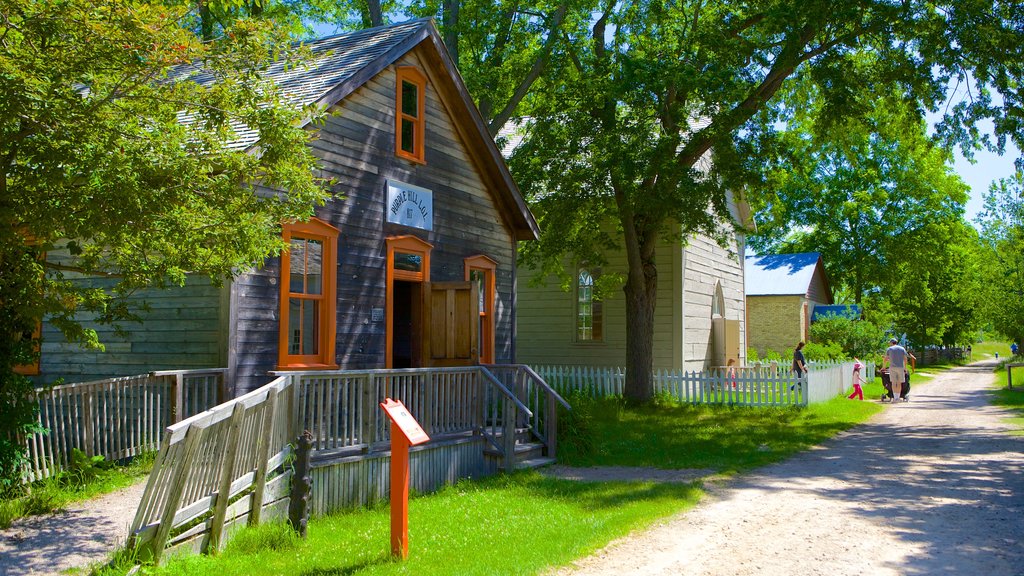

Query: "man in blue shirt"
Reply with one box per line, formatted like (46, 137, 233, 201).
(884, 338, 908, 402)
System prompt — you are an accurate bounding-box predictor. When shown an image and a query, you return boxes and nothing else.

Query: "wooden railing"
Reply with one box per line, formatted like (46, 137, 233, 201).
(483, 364, 570, 460)
(131, 365, 559, 562)
(283, 367, 537, 462)
(129, 375, 295, 562)
(22, 369, 226, 482)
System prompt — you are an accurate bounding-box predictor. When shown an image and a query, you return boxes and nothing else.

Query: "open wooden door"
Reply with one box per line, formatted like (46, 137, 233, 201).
(422, 281, 479, 366)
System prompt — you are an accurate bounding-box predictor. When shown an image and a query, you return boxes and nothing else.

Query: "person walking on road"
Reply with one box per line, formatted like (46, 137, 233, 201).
(848, 359, 865, 400)
(884, 338, 909, 402)
(791, 341, 807, 391)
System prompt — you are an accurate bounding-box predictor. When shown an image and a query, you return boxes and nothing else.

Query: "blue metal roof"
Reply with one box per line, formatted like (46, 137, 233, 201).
(811, 304, 862, 321)
(744, 252, 823, 296)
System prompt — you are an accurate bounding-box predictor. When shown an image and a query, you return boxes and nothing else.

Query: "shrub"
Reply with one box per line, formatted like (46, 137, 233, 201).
(810, 314, 887, 358)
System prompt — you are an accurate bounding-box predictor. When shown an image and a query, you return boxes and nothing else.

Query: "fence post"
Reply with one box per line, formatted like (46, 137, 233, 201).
(288, 431, 313, 538)
(82, 389, 95, 457)
(209, 403, 246, 554)
(167, 373, 185, 424)
(250, 386, 279, 526)
(503, 396, 516, 470)
(545, 393, 557, 460)
(151, 422, 206, 563)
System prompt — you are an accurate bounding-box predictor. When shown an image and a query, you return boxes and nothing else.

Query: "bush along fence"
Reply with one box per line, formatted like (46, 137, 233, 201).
(20, 369, 227, 483)
(533, 361, 873, 407)
(128, 365, 566, 563)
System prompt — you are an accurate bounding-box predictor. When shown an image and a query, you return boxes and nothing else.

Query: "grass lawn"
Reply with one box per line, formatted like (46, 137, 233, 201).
(971, 340, 1013, 360)
(101, 473, 701, 576)
(991, 359, 1024, 435)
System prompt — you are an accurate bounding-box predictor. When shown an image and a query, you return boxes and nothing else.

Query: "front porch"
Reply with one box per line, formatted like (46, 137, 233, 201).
(122, 364, 566, 559)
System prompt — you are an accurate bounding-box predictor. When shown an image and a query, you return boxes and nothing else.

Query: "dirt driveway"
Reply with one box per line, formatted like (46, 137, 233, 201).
(549, 361, 1023, 576)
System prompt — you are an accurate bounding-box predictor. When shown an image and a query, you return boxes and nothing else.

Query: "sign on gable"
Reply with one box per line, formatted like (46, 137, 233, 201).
(386, 180, 433, 231)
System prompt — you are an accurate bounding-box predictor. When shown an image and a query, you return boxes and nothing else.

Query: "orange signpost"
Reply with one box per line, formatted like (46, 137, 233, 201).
(379, 398, 430, 559)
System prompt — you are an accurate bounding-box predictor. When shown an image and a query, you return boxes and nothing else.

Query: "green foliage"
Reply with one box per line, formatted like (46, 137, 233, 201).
(809, 314, 887, 358)
(976, 174, 1024, 347)
(749, 80, 984, 347)
(556, 389, 599, 459)
(0, 0, 330, 483)
(801, 341, 845, 362)
(509, 0, 1024, 402)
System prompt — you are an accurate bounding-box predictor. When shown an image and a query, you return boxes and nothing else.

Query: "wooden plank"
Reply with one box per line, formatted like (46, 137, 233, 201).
(151, 418, 207, 563)
(209, 403, 247, 553)
(249, 386, 278, 526)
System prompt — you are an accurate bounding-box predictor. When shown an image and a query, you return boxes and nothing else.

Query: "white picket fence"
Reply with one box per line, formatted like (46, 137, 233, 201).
(533, 361, 873, 407)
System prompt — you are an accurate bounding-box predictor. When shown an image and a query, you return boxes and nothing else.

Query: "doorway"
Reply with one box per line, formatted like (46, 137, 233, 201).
(391, 280, 422, 368)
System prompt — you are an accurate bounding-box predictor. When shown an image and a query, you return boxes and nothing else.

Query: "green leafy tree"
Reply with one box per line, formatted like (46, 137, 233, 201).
(510, 1, 1024, 403)
(0, 0, 328, 484)
(977, 173, 1024, 346)
(809, 314, 886, 359)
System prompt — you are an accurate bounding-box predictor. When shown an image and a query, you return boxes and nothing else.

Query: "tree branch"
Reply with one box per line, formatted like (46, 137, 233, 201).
(487, 3, 568, 136)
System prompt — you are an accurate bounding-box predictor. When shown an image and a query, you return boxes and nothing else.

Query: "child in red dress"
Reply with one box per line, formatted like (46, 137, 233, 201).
(848, 359, 864, 400)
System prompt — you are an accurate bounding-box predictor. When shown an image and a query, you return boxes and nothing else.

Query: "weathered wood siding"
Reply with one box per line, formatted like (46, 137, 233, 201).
(681, 233, 746, 370)
(309, 437, 493, 517)
(36, 248, 225, 384)
(230, 49, 519, 394)
(516, 241, 682, 370)
(806, 261, 832, 304)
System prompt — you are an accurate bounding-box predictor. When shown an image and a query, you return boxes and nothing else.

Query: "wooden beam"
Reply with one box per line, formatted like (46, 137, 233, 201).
(209, 403, 247, 553)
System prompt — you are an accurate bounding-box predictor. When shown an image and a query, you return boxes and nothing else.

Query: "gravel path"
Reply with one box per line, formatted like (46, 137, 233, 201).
(0, 477, 148, 576)
(547, 360, 1023, 576)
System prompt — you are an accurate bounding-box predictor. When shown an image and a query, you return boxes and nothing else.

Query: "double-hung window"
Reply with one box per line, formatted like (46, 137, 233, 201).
(395, 67, 426, 163)
(278, 218, 339, 369)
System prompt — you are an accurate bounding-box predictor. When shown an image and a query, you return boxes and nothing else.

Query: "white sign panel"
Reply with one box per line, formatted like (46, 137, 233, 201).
(386, 180, 433, 231)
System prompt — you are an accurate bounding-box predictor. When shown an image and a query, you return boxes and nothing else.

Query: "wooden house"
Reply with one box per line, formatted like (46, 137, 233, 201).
(33, 20, 539, 395)
(744, 252, 834, 356)
(515, 205, 750, 372)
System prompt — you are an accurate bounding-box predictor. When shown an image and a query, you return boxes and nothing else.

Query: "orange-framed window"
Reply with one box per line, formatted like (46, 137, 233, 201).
(385, 235, 433, 368)
(465, 255, 497, 364)
(576, 268, 603, 342)
(278, 218, 339, 369)
(395, 66, 426, 164)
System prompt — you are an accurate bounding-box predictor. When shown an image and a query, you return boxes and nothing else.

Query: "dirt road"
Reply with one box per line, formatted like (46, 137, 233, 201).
(0, 477, 147, 576)
(550, 361, 1023, 576)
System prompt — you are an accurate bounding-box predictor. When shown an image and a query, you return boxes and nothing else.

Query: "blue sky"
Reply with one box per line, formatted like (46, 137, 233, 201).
(952, 142, 1020, 224)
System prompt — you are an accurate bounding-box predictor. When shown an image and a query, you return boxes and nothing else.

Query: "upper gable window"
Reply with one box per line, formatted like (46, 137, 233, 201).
(395, 67, 426, 164)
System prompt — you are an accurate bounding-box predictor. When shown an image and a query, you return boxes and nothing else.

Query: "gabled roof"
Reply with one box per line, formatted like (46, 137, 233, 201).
(175, 19, 539, 240)
(745, 252, 830, 297)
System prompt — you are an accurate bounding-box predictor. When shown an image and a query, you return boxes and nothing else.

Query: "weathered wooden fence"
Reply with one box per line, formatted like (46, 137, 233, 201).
(22, 369, 226, 482)
(129, 375, 295, 561)
(130, 365, 566, 561)
(533, 361, 874, 407)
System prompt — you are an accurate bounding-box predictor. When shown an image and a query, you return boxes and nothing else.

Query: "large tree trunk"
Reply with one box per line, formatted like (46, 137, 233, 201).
(623, 258, 657, 404)
(617, 186, 659, 404)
